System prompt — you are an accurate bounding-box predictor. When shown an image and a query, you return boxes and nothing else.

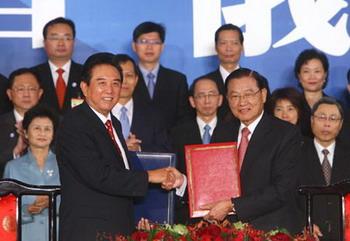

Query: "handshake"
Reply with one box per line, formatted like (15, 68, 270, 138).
(147, 167, 185, 190)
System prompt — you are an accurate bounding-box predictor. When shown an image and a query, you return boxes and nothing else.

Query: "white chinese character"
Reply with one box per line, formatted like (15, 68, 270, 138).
(0, 0, 65, 49)
(273, 0, 350, 56)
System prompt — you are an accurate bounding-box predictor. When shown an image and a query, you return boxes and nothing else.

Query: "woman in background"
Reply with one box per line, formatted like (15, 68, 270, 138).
(3, 105, 59, 241)
(267, 87, 304, 126)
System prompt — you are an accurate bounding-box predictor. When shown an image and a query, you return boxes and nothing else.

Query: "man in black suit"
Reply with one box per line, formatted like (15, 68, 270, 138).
(171, 76, 224, 223)
(204, 68, 302, 234)
(299, 97, 350, 241)
(56, 53, 184, 241)
(112, 54, 170, 152)
(131, 21, 191, 131)
(0, 73, 11, 115)
(201, 24, 244, 120)
(0, 68, 43, 176)
(31, 17, 83, 115)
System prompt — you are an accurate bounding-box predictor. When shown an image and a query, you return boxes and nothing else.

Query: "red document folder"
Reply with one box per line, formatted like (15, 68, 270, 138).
(185, 142, 240, 218)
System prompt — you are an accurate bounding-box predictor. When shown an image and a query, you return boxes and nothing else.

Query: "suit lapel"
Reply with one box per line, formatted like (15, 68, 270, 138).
(240, 114, 271, 176)
(42, 63, 60, 110)
(153, 65, 164, 101)
(331, 141, 348, 183)
(63, 61, 81, 111)
(307, 143, 327, 185)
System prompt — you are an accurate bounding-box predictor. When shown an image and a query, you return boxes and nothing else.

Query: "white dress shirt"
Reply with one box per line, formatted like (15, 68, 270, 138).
(314, 139, 335, 167)
(237, 111, 264, 146)
(219, 64, 240, 83)
(112, 99, 134, 125)
(89, 105, 130, 170)
(48, 60, 71, 86)
(196, 116, 217, 138)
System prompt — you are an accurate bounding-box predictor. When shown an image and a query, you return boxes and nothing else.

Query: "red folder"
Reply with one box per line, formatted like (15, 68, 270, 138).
(0, 194, 17, 241)
(185, 142, 240, 218)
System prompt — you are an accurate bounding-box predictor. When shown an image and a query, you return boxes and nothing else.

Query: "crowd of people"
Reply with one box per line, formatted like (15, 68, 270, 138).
(0, 17, 349, 241)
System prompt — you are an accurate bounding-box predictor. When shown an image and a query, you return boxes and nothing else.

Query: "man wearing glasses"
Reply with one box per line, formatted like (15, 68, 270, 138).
(32, 17, 83, 115)
(0, 68, 43, 176)
(203, 68, 302, 234)
(131, 21, 191, 131)
(299, 97, 350, 241)
(170, 76, 225, 223)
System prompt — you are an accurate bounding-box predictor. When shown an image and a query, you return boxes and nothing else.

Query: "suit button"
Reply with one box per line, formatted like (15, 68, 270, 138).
(327, 201, 332, 205)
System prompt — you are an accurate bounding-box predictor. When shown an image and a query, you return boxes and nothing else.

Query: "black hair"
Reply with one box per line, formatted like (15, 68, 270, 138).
(225, 68, 268, 91)
(43, 17, 76, 39)
(294, 48, 329, 89)
(8, 68, 41, 89)
(132, 21, 166, 43)
(113, 54, 140, 77)
(189, 77, 220, 97)
(22, 104, 59, 135)
(267, 87, 305, 124)
(215, 24, 244, 45)
(81, 52, 123, 85)
(311, 97, 344, 120)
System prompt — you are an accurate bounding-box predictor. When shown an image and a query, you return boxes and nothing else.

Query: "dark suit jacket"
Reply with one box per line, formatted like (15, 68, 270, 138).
(0, 74, 11, 115)
(170, 118, 225, 224)
(0, 112, 17, 176)
(56, 102, 149, 241)
(201, 69, 231, 121)
(298, 138, 350, 241)
(211, 114, 302, 233)
(31, 61, 83, 115)
(130, 101, 171, 152)
(133, 65, 191, 130)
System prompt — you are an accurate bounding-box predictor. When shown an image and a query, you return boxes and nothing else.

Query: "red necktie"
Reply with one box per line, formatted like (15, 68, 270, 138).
(238, 127, 250, 170)
(56, 68, 66, 110)
(105, 120, 121, 156)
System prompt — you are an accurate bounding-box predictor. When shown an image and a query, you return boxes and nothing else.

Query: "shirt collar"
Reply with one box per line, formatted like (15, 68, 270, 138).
(219, 64, 240, 83)
(88, 105, 112, 124)
(196, 116, 218, 130)
(112, 99, 134, 119)
(48, 59, 71, 73)
(13, 109, 24, 122)
(139, 63, 160, 79)
(239, 111, 264, 137)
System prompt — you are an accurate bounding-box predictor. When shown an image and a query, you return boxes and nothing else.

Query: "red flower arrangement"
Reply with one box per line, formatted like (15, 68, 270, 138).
(109, 221, 316, 241)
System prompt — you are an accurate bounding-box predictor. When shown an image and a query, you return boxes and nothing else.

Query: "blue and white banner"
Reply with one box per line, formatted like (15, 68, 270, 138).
(0, 0, 349, 100)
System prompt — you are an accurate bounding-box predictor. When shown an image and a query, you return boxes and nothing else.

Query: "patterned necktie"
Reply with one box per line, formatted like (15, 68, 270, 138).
(146, 72, 155, 99)
(120, 106, 130, 139)
(105, 120, 121, 156)
(238, 127, 250, 170)
(56, 68, 66, 110)
(322, 149, 332, 185)
(202, 124, 211, 144)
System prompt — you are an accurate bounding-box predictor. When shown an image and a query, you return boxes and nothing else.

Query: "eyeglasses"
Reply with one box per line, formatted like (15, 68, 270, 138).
(12, 87, 39, 94)
(194, 93, 220, 100)
(228, 89, 261, 102)
(46, 36, 74, 42)
(313, 114, 342, 123)
(135, 39, 162, 45)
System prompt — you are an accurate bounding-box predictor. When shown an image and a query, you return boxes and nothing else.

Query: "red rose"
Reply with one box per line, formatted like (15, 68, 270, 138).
(207, 224, 222, 237)
(270, 232, 292, 241)
(233, 231, 245, 241)
(154, 230, 166, 240)
(131, 231, 149, 241)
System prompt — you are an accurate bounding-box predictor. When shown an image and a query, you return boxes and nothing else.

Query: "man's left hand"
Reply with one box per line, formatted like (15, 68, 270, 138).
(201, 199, 234, 222)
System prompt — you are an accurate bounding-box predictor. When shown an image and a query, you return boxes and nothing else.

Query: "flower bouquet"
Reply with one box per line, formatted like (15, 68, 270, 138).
(107, 220, 315, 241)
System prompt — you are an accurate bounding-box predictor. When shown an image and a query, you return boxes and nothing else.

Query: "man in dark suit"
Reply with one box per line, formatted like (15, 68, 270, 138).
(0, 73, 11, 115)
(201, 24, 244, 120)
(56, 53, 184, 241)
(0, 68, 43, 176)
(171, 76, 225, 223)
(31, 17, 83, 115)
(203, 68, 302, 234)
(112, 54, 170, 152)
(131, 21, 191, 131)
(299, 97, 350, 241)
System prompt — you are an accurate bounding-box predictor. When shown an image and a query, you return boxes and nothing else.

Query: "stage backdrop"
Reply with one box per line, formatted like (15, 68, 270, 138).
(0, 0, 349, 101)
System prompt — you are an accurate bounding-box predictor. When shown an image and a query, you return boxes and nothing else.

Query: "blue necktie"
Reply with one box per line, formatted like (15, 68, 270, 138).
(120, 106, 130, 139)
(147, 72, 155, 98)
(202, 124, 211, 144)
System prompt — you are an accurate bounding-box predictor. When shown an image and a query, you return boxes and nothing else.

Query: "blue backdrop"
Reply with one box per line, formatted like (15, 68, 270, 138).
(0, 0, 349, 101)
